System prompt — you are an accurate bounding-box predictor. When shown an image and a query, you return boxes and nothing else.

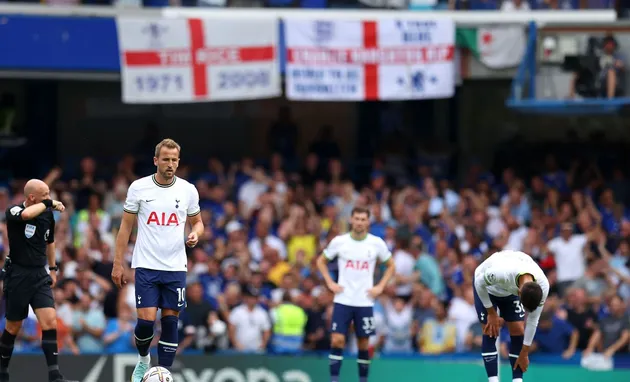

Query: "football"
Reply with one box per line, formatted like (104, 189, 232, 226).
(141, 366, 173, 382)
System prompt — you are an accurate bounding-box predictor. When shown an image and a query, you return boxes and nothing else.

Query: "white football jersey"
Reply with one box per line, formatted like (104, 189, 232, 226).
(324, 233, 392, 307)
(473, 250, 550, 345)
(123, 174, 200, 272)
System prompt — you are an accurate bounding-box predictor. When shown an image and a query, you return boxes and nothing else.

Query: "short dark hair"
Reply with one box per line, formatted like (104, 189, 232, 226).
(351, 206, 370, 218)
(520, 282, 543, 313)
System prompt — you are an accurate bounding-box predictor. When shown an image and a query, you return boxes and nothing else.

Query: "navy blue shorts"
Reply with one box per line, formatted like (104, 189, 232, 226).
(135, 268, 187, 311)
(331, 303, 374, 338)
(473, 286, 525, 323)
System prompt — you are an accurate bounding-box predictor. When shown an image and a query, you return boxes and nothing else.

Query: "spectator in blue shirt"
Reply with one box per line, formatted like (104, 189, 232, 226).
(103, 304, 135, 353)
(532, 310, 579, 358)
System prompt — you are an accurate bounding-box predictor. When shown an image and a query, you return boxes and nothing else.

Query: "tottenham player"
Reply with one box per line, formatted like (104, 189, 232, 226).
(474, 250, 549, 382)
(316, 207, 396, 382)
(111, 139, 203, 382)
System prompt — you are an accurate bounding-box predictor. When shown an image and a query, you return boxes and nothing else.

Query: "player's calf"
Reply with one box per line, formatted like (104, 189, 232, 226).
(158, 315, 179, 367)
(329, 334, 345, 382)
(507, 323, 525, 382)
(481, 335, 499, 382)
(357, 345, 371, 382)
(135, 318, 155, 363)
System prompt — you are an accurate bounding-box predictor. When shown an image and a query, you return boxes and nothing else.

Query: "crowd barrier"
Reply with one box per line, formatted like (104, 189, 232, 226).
(10, 352, 630, 382)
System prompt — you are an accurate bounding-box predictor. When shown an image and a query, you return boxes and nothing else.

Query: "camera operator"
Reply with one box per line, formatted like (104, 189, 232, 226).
(569, 35, 625, 99)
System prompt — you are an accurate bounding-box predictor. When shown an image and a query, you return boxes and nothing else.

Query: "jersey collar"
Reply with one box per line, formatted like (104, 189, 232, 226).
(152, 174, 177, 188)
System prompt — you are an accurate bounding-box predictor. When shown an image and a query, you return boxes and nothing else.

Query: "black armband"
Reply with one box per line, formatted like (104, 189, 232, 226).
(42, 199, 53, 208)
(48, 266, 58, 271)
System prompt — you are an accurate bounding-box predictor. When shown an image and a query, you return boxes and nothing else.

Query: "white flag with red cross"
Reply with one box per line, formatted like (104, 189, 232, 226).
(116, 17, 281, 104)
(285, 18, 455, 101)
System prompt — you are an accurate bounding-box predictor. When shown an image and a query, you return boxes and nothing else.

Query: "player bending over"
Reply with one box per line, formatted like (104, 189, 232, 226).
(111, 139, 203, 382)
(316, 207, 396, 382)
(474, 250, 549, 382)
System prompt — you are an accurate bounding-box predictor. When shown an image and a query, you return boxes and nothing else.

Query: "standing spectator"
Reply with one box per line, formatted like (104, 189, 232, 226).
(547, 223, 589, 296)
(270, 292, 308, 354)
(393, 235, 416, 300)
(228, 288, 271, 352)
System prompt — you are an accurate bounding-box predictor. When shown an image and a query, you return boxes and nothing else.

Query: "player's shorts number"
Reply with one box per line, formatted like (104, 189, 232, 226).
(513, 300, 525, 314)
(362, 317, 376, 333)
(177, 287, 186, 303)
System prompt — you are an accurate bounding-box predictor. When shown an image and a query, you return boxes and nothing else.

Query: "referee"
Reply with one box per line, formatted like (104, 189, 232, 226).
(0, 179, 77, 382)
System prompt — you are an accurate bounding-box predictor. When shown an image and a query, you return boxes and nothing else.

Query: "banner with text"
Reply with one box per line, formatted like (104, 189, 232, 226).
(116, 17, 280, 104)
(285, 18, 455, 101)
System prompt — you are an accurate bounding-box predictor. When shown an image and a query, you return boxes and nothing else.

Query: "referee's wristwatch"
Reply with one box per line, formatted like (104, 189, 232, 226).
(48, 266, 58, 272)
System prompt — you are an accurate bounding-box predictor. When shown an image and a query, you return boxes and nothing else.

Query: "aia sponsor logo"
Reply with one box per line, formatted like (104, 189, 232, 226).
(146, 211, 180, 226)
(345, 260, 369, 271)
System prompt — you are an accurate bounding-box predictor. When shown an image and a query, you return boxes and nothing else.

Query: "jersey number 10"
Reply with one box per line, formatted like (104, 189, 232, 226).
(177, 287, 186, 303)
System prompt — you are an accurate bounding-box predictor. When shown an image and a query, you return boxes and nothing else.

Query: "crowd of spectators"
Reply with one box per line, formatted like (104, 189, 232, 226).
(0, 0, 618, 13)
(0, 142, 629, 360)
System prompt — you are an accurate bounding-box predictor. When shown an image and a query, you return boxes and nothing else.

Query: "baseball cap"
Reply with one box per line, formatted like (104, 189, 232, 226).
(225, 220, 244, 234)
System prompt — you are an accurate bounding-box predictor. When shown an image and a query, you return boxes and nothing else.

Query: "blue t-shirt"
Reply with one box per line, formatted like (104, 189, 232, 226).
(104, 319, 135, 353)
(534, 317, 574, 353)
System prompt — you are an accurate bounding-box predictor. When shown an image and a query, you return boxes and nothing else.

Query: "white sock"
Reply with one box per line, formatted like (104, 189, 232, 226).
(513, 379, 523, 382)
(139, 354, 151, 365)
(489, 377, 499, 382)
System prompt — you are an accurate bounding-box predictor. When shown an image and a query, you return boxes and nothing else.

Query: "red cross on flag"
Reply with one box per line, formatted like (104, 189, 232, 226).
(116, 17, 280, 104)
(285, 18, 455, 101)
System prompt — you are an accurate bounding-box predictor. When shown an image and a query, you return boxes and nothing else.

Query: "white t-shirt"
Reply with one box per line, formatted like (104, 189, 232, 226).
(228, 304, 271, 351)
(248, 235, 287, 262)
(383, 304, 413, 353)
(124, 175, 200, 272)
(504, 226, 528, 252)
(324, 233, 392, 307)
(447, 297, 478, 352)
(547, 235, 587, 282)
(238, 180, 268, 213)
(393, 249, 415, 296)
(473, 250, 550, 346)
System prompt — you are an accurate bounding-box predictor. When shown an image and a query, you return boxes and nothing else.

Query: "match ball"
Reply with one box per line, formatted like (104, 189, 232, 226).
(142, 366, 173, 382)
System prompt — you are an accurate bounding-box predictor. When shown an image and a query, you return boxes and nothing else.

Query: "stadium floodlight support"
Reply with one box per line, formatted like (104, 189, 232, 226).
(0, 3, 617, 26)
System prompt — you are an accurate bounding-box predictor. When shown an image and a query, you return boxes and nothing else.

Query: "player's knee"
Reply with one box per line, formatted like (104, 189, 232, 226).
(137, 307, 159, 321)
(4, 320, 22, 335)
(507, 322, 524, 336)
(331, 334, 346, 349)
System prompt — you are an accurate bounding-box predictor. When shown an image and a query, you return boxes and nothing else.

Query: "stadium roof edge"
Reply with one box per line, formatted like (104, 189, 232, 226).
(0, 4, 617, 26)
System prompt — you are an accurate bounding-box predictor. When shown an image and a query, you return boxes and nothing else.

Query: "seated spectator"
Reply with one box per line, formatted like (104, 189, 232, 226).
(565, 287, 599, 351)
(569, 35, 625, 99)
(531, 309, 578, 358)
(103, 304, 135, 353)
(382, 296, 414, 354)
(418, 300, 457, 354)
(584, 294, 630, 357)
(71, 294, 106, 353)
(448, 286, 478, 352)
